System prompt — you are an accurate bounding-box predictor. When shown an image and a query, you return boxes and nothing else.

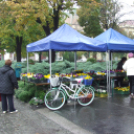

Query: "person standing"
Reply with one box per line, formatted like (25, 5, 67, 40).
(0, 59, 18, 113)
(115, 57, 127, 87)
(123, 53, 134, 98)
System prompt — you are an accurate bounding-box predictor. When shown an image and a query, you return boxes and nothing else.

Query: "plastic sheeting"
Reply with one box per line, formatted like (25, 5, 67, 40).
(95, 28, 134, 52)
(27, 24, 107, 52)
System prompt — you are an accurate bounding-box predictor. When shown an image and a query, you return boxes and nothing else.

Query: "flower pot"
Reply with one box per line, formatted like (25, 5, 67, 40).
(28, 78, 33, 82)
(33, 79, 40, 83)
(40, 79, 47, 83)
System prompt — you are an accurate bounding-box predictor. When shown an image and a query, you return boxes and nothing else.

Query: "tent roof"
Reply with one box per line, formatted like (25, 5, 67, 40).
(95, 28, 134, 52)
(27, 24, 107, 52)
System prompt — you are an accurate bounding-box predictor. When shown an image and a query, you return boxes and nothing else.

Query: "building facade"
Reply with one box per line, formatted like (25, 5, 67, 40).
(119, 20, 134, 37)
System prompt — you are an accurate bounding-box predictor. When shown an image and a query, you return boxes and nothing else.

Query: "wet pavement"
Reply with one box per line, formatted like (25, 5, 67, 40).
(0, 98, 73, 134)
(1, 94, 134, 134)
(54, 94, 134, 134)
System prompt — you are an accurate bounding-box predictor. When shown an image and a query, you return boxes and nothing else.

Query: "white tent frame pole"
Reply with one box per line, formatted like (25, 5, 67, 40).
(106, 52, 109, 95)
(108, 50, 111, 97)
(49, 49, 52, 76)
(74, 51, 77, 70)
(111, 52, 112, 70)
(27, 52, 29, 73)
(106, 52, 109, 94)
(111, 52, 113, 94)
(49, 49, 52, 89)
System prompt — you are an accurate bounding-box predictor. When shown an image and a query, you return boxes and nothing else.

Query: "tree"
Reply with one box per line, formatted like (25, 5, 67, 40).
(0, 0, 47, 61)
(77, 0, 103, 37)
(100, 0, 121, 30)
(35, 0, 101, 62)
(63, 52, 74, 62)
(77, 0, 123, 36)
(0, 0, 99, 62)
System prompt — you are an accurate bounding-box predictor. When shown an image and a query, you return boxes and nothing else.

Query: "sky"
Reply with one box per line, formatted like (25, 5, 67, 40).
(117, 0, 134, 22)
(118, 0, 134, 5)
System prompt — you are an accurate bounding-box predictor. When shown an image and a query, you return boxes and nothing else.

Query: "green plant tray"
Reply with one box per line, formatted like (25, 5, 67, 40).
(115, 72, 126, 76)
(114, 89, 129, 95)
(95, 93, 107, 97)
(95, 91, 108, 97)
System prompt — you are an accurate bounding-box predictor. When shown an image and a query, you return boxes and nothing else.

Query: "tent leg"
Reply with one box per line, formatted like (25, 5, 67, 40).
(27, 52, 29, 73)
(49, 49, 52, 89)
(106, 52, 109, 97)
(108, 50, 111, 97)
(111, 52, 112, 70)
(111, 52, 113, 96)
(74, 51, 77, 70)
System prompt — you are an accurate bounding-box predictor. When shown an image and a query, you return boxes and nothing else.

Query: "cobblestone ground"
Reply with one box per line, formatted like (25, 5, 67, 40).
(0, 98, 73, 134)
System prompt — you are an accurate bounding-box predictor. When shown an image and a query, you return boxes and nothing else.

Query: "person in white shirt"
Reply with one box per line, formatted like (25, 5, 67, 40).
(123, 53, 134, 98)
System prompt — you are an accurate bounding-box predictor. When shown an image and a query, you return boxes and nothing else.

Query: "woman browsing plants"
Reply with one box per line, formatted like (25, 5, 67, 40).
(123, 53, 134, 99)
(0, 59, 18, 113)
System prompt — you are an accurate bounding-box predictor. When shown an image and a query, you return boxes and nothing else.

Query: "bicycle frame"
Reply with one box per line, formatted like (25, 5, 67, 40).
(53, 80, 92, 100)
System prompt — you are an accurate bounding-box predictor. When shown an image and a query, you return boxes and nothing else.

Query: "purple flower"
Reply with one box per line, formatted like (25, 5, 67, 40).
(34, 73, 44, 79)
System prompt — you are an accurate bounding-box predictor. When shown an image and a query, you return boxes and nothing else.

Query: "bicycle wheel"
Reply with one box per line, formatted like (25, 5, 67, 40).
(77, 86, 94, 106)
(44, 89, 66, 110)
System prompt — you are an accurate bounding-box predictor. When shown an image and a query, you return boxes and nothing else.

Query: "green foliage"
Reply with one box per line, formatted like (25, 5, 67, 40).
(63, 52, 74, 62)
(29, 59, 35, 64)
(18, 81, 26, 88)
(35, 90, 45, 100)
(29, 97, 38, 105)
(87, 58, 97, 63)
(0, 60, 5, 67)
(77, 0, 121, 35)
(28, 86, 36, 97)
(15, 89, 23, 99)
(77, 0, 103, 37)
(99, 0, 121, 30)
(15, 81, 37, 102)
(78, 14, 103, 37)
(18, 90, 31, 102)
(29, 97, 44, 105)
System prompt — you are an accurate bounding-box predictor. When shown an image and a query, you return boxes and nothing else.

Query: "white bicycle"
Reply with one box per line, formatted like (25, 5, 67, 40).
(44, 76, 95, 110)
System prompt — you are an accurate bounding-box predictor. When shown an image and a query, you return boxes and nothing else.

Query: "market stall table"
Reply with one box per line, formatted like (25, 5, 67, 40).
(93, 74, 127, 96)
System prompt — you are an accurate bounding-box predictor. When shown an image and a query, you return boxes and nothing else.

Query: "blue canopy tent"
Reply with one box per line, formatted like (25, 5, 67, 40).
(26, 24, 108, 91)
(95, 28, 134, 97)
(27, 24, 107, 52)
(95, 28, 134, 51)
(26, 24, 107, 74)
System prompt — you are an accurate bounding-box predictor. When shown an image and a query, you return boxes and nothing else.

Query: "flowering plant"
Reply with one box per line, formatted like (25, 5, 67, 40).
(34, 73, 44, 80)
(102, 70, 115, 74)
(114, 86, 129, 91)
(114, 70, 125, 73)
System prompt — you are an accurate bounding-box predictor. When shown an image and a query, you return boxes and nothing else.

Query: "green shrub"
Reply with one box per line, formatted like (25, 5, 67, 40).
(15, 89, 23, 99)
(0, 60, 5, 68)
(23, 84, 35, 91)
(35, 90, 45, 100)
(29, 97, 38, 105)
(29, 59, 35, 64)
(29, 86, 36, 96)
(29, 97, 44, 105)
(18, 81, 26, 88)
(87, 58, 96, 63)
(18, 90, 31, 102)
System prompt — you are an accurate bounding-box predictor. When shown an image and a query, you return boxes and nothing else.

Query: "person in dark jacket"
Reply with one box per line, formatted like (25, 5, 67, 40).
(0, 59, 18, 113)
(115, 57, 127, 87)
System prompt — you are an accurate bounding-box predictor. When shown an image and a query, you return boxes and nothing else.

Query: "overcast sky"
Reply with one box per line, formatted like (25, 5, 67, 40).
(117, 0, 134, 22)
(118, 0, 134, 5)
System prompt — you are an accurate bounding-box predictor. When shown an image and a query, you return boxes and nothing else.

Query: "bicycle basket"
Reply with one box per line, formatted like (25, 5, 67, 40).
(50, 76, 60, 87)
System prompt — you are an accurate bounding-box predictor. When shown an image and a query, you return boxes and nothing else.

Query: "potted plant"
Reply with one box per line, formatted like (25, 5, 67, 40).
(115, 70, 126, 76)
(33, 73, 47, 83)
